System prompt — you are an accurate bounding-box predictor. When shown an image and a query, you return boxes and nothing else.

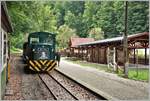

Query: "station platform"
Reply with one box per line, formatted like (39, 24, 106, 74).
(56, 59, 149, 100)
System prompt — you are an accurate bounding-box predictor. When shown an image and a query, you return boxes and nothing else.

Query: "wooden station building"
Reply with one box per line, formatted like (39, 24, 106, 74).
(67, 37, 94, 57)
(1, 2, 13, 98)
(69, 32, 149, 66)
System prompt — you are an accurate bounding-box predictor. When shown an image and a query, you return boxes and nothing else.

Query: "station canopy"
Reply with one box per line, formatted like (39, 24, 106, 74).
(78, 32, 149, 49)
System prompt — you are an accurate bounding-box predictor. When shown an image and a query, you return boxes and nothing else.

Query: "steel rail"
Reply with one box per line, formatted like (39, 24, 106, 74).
(38, 73, 78, 100)
(47, 73, 78, 100)
(38, 74, 57, 100)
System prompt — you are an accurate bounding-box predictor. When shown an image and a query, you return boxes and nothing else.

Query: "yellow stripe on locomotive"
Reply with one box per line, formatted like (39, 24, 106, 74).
(28, 60, 57, 72)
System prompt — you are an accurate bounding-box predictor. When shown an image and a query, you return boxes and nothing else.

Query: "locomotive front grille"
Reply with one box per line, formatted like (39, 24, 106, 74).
(28, 60, 57, 72)
(33, 47, 50, 60)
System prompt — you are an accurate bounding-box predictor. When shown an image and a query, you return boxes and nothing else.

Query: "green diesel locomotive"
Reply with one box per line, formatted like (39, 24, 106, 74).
(23, 32, 60, 72)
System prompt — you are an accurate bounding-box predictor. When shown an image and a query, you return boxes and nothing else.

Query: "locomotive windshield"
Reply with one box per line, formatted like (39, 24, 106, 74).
(29, 33, 54, 45)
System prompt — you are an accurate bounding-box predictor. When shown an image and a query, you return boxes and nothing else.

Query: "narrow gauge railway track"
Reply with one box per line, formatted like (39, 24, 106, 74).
(39, 69, 107, 100)
(38, 73, 78, 100)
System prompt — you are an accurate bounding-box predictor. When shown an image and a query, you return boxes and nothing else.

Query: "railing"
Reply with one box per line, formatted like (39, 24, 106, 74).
(61, 49, 149, 65)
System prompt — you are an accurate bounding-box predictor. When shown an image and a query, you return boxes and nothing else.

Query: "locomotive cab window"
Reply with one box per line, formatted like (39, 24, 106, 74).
(43, 35, 54, 44)
(30, 37, 39, 44)
(29, 34, 54, 44)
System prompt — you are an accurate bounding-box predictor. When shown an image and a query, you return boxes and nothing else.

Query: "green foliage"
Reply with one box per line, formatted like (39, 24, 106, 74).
(63, 1, 85, 16)
(96, 1, 124, 38)
(88, 28, 104, 40)
(7, 1, 57, 49)
(7, 1, 149, 50)
(128, 1, 149, 34)
(56, 25, 77, 49)
(96, 1, 149, 38)
(65, 11, 87, 37)
(10, 33, 24, 49)
(83, 1, 101, 29)
(10, 46, 22, 53)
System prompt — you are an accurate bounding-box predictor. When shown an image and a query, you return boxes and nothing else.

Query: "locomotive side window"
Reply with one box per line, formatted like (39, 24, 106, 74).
(44, 35, 54, 44)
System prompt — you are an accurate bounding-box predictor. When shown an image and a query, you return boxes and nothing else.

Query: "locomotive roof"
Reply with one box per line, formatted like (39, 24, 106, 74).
(29, 32, 55, 36)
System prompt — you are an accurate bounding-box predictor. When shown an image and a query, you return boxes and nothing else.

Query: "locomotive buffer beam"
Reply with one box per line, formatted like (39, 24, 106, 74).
(28, 60, 57, 72)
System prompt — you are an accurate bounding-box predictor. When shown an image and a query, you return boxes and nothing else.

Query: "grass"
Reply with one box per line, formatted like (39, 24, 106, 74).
(65, 57, 149, 82)
(128, 68, 149, 81)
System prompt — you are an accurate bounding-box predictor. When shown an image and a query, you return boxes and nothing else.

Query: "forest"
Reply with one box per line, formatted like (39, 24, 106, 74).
(6, 1, 149, 51)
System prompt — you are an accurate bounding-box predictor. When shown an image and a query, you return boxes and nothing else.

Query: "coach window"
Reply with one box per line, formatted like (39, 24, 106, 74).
(3, 30, 7, 65)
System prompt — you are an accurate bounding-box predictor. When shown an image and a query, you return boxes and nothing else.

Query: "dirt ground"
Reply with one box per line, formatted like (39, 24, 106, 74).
(3, 54, 54, 100)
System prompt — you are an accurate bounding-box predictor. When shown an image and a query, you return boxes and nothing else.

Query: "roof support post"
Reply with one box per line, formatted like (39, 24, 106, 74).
(115, 48, 118, 73)
(76, 48, 78, 58)
(72, 47, 74, 57)
(91, 46, 93, 62)
(133, 48, 136, 64)
(145, 48, 147, 65)
(82, 47, 84, 60)
(86, 46, 88, 61)
(123, 1, 129, 77)
(98, 46, 100, 64)
(77, 48, 79, 58)
(80, 47, 82, 59)
(105, 47, 107, 64)
(79, 47, 81, 59)
(115, 47, 118, 64)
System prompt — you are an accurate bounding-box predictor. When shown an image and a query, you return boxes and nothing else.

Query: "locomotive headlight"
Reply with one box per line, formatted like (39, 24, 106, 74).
(32, 49, 35, 52)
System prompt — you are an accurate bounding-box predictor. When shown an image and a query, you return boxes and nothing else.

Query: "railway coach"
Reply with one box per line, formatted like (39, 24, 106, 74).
(1, 2, 13, 99)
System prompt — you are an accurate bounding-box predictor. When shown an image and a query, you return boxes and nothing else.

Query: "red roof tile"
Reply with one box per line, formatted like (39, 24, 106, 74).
(69, 37, 94, 47)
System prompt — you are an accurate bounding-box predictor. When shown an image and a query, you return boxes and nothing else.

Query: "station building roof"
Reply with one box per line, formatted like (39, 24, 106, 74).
(69, 37, 94, 47)
(78, 32, 149, 47)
